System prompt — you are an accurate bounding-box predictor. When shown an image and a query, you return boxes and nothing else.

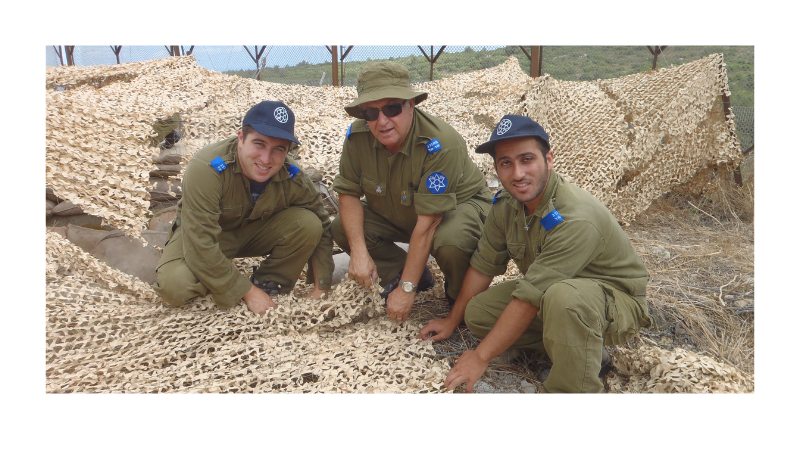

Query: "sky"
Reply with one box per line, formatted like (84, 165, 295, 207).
(45, 45, 503, 73)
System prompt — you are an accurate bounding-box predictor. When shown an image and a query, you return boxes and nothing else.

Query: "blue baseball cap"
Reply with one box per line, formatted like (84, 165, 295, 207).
(242, 100, 301, 145)
(475, 115, 549, 155)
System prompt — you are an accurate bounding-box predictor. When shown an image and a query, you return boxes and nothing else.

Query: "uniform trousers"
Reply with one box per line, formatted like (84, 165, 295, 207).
(154, 207, 322, 308)
(465, 278, 648, 393)
(332, 199, 488, 301)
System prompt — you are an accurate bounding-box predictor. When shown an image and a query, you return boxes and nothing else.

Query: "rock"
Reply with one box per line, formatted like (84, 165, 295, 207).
(651, 245, 670, 260)
(520, 380, 538, 393)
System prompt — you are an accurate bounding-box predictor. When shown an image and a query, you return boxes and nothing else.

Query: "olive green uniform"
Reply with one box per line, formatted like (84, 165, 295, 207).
(153, 137, 334, 309)
(332, 109, 493, 300)
(467, 170, 651, 392)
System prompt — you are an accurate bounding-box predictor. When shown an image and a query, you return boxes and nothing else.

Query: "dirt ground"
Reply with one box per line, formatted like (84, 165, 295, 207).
(407, 170, 755, 393)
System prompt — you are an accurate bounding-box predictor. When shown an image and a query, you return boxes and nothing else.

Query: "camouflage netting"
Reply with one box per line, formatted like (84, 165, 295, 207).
(46, 54, 751, 393)
(46, 231, 449, 393)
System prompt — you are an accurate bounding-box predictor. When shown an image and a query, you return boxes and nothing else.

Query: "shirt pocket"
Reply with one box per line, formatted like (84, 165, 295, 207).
(219, 203, 243, 229)
(508, 242, 526, 260)
(361, 174, 387, 199)
(400, 183, 415, 207)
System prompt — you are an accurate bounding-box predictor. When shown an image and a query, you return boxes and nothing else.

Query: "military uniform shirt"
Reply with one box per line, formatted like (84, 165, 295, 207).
(175, 137, 335, 303)
(332, 109, 492, 233)
(470, 170, 649, 308)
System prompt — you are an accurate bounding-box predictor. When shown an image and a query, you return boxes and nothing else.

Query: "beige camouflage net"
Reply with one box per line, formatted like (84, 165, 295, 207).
(46, 54, 749, 393)
(521, 53, 741, 223)
(608, 343, 754, 393)
(46, 231, 449, 393)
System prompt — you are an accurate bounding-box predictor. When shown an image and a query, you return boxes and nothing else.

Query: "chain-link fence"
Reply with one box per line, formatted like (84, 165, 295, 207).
(47, 45, 754, 150)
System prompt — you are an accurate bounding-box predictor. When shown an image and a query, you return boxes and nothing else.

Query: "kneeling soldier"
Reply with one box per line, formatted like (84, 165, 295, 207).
(419, 115, 651, 393)
(153, 101, 334, 313)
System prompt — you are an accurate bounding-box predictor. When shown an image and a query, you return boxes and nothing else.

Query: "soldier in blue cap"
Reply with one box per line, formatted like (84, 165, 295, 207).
(419, 115, 652, 393)
(153, 101, 335, 313)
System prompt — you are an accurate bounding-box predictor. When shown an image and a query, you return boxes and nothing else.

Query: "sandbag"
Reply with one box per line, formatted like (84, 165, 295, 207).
(149, 177, 182, 202)
(51, 201, 85, 217)
(149, 164, 183, 178)
(149, 205, 178, 232)
(60, 224, 162, 284)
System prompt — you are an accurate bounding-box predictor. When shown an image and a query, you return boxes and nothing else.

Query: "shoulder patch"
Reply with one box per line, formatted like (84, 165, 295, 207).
(209, 156, 227, 173)
(425, 138, 442, 154)
(492, 189, 503, 204)
(540, 209, 564, 231)
(346, 124, 352, 140)
(426, 172, 448, 194)
(287, 164, 300, 179)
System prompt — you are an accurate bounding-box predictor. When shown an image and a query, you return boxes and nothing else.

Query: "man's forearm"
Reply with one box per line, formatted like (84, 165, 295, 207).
(446, 266, 494, 325)
(473, 298, 539, 362)
(400, 214, 442, 285)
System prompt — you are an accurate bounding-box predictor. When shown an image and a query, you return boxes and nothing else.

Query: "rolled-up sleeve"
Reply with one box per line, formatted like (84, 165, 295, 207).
(413, 147, 464, 215)
(469, 206, 510, 277)
(332, 142, 363, 198)
(180, 160, 253, 305)
(511, 219, 606, 308)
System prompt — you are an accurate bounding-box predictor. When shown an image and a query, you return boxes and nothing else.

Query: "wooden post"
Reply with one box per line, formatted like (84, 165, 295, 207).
(518, 46, 541, 77)
(328, 46, 339, 87)
(65, 46, 75, 66)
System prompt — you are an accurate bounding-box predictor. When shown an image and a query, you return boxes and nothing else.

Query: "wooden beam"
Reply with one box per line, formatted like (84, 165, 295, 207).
(327, 45, 339, 87)
(65, 46, 75, 66)
(647, 45, 667, 70)
(518, 46, 541, 77)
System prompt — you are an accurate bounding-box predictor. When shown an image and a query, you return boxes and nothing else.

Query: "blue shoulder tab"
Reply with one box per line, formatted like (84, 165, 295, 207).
(540, 209, 564, 231)
(209, 156, 227, 173)
(346, 124, 352, 140)
(425, 138, 442, 154)
(287, 164, 300, 179)
(492, 189, 503, 204)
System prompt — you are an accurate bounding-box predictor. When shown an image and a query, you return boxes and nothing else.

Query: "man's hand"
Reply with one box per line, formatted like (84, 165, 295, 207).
(306, 287, 327, 300)
(444, 350, 490, 393)
(418, 318, 457, 342)
(348, 250, 379, 288)
(243, 284, 277, 314)
(386, 287, 415, 322)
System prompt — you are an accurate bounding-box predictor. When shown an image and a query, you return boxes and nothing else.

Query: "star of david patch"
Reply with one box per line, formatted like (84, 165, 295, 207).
(426, 172, 448, 194)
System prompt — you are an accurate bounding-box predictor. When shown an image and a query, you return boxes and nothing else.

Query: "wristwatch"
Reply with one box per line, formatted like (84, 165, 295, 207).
(400, 281, 417, 293)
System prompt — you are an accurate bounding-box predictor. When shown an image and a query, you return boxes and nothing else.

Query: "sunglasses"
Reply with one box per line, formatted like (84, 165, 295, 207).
(361, 100, 409, 121)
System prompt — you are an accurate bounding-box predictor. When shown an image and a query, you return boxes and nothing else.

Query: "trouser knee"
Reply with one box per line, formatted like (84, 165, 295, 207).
(153, 259, 206, 307)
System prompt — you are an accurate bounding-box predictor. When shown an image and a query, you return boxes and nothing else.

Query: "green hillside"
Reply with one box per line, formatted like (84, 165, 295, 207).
(225, 45, 754, 108)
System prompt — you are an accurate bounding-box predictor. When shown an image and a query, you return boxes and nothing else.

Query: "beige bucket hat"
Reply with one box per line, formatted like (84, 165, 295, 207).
(344, 61, 428, 118)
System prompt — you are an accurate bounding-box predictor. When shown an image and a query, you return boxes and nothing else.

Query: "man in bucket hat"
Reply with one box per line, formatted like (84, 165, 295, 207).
(153, 101, 335, 313)
(419, 115, 652, 392)
(332, 62, 494, 322)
